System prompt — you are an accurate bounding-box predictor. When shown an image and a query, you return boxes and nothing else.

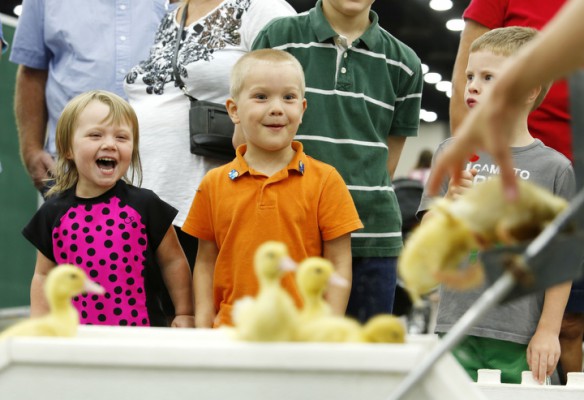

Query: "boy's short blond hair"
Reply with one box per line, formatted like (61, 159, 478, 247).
(230, 49, 306, 99)
(470, 26, 550, 110)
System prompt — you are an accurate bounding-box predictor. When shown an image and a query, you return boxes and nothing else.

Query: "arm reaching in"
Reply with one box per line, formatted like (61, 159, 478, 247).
(428, 0, 584, 200)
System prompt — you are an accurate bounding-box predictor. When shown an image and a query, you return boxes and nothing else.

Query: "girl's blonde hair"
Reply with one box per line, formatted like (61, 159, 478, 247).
(47, 90, 142, 197)
(230, 49, 306, 100)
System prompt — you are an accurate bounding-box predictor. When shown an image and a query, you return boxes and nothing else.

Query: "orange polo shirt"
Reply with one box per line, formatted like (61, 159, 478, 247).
(182, 141, 363, 326)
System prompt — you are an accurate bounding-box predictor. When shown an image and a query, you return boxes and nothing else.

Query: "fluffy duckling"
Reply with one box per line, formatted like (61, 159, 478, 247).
(398, 199, 481, 305)
(0, 264, 104, 339)
(295, 257, 364, 342)
(297, 314, 406, 344)
(233, 241, 299, 342)
(295, 257, 404, 344)
(398, 177, 568, 304)
(296, 257, 348, 323)
(361, 315, 406, 344)
(296, 315, 362, 342)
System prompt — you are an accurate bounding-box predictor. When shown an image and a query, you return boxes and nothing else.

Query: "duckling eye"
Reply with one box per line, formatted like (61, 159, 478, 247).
(315, 268, 323, 274)
(70, 274, 78, 279)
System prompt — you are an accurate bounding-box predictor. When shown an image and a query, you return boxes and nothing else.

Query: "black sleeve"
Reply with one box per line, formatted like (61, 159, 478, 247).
(130, 186, 178, 251)
(21, 199, 65, 263)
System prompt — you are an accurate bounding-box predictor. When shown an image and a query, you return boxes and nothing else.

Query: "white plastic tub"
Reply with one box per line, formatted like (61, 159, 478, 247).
(0, 326, 485, 400)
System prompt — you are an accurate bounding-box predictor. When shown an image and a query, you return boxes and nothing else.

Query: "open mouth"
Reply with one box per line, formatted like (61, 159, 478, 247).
(96, 157, 117, 171)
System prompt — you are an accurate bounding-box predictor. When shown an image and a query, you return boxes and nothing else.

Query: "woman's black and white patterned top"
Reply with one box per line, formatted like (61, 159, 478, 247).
(124, 0, 295, 227)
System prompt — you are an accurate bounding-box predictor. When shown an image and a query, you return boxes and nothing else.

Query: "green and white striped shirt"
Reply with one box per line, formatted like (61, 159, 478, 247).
(253, 0, 423, 257)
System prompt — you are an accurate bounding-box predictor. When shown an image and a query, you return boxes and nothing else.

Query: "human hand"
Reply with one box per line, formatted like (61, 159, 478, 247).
(23, 148, 55, 191)
(428, 89, 519, 201)
(444, 168, 477, 201)
(171, 314, 195, 328)
(194, 311, 216, 328)
(526, 329, 560, 384)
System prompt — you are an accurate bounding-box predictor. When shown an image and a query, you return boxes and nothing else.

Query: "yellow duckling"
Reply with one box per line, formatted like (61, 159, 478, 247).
(295, 256, 366, 342)
(0, 264, 104, 339)
(233, 241, 299, 342)
(398, 199, 481, 305)
(295, 257, 404, 344)
(296, 257, 349, 323)
(398, 177, 568, 304)
(296, 315, 363, 342)
(297, 314, 406, 344)
(360, 314, 406, 344)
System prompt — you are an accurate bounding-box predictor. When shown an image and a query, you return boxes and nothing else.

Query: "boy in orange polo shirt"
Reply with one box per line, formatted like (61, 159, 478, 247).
(182, 49, 363, 327)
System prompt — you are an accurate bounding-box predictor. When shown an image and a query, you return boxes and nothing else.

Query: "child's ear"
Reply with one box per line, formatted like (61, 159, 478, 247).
(526, 85, 542, 106)
(300, 98, 307, 123)
(225, 98, 240, 124)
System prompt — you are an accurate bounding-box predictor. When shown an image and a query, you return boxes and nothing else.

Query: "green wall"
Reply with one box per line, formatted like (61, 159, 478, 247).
(0, 17, 37, 307)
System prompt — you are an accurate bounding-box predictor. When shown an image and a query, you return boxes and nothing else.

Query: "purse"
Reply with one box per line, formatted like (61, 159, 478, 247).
(171, 4, 236, 161)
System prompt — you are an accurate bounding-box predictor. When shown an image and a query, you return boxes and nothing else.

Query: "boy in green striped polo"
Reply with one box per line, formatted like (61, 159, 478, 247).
(248, 0, 423, 322)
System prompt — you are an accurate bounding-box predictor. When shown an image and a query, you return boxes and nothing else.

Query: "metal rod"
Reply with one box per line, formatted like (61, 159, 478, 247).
(386, 272, 516, 400)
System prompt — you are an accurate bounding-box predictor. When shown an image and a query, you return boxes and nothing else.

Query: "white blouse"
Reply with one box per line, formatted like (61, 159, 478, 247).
(125, 0, 296, 226)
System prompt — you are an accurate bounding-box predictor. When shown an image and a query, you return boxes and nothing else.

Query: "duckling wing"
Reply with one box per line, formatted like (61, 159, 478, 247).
(297, 316, 362, 343)
(232, 296, 256, 328)
(0, 317, 60, 339)
(235, 291, 298, 342)
(361, 315, 406, 343)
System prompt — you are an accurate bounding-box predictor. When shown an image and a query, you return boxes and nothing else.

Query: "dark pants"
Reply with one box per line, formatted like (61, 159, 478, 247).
(345, 256, 397, 324)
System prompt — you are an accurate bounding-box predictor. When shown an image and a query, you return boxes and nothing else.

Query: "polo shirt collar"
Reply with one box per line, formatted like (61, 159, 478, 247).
(309, 0, 380, 49)
(229, 141, 307, 181)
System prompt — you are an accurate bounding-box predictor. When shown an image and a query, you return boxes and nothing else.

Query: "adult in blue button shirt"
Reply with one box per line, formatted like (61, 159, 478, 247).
(10, 0, 174, 193)
(1, 20, 8, 54)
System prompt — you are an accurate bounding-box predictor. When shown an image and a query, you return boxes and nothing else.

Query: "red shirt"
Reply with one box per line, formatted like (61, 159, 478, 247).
(464, 0, 572, 160)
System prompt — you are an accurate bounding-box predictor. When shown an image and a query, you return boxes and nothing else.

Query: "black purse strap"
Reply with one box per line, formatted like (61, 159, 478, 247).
(171, 4, 197, 102)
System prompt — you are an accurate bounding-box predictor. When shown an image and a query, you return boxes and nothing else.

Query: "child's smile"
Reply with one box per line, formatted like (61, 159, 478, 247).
(68, 100, 134, 198)
(230, 61, 307, 154)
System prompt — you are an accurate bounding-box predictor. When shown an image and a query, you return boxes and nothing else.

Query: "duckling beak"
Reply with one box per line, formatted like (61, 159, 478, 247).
(279, 256, 297, 272)
(83, 279, 106, 295)
(328, 273, 349, 288)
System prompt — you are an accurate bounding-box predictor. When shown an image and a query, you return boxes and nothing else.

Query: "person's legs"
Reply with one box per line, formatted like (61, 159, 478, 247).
(559, 275, 584, 383)
(559, 312, 584, 383)
(450, 335, 528, 384)
(449, 335, 484, 382)
(345, 257, 397, 323)
(482, 337, 528, 383)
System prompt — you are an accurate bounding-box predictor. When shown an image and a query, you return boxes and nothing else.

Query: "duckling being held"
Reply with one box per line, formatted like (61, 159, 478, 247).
(233, 241, 299, 342)
(0, 265, 104, 339)
(398, 177, 568, 304)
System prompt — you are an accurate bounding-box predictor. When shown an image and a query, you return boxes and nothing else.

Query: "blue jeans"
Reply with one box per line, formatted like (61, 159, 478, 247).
(345, 257, 397, 323)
